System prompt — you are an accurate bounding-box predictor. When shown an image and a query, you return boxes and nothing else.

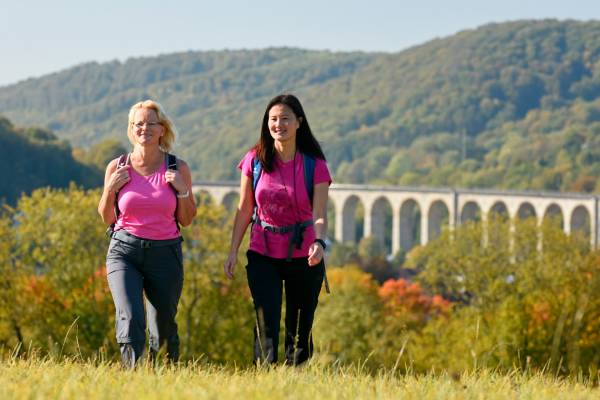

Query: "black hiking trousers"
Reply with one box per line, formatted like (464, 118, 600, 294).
(106, 230, 184, 367)
(246, 250, 324, 365)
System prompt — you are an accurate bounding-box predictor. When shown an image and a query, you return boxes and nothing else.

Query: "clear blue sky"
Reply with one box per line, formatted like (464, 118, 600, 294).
(1, 0, 599, 86)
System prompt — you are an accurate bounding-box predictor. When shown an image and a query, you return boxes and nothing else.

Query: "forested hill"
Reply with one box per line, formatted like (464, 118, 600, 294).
(2, 19, 600, 192)
(0, 118, 102, 205)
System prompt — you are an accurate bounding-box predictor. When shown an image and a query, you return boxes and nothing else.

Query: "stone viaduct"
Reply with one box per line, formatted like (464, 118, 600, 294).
(193, 181, 598, 255)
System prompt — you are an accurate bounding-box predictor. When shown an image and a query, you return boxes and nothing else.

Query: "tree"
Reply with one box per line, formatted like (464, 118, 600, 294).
(11, 186, 114, 355)
(0, 211, 23, 349)
(83, 138, 128, 171)
(313, 266, 382, 366)
(178, 202, 254, 364)
(412, 217, 600, 374)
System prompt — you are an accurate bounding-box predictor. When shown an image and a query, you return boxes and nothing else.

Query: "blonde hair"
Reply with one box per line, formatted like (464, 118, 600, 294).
(127, 99, 177, 152)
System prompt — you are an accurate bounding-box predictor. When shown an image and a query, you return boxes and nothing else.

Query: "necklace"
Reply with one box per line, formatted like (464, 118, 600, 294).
(277, 151, 300, 219)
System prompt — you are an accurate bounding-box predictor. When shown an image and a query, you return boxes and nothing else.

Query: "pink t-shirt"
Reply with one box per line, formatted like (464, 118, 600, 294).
(239, 150, 332, 259)
(114, 161, 180, 240)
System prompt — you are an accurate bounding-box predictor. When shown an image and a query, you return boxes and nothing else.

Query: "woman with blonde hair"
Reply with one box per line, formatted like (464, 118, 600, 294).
(98, 99, 196, 367)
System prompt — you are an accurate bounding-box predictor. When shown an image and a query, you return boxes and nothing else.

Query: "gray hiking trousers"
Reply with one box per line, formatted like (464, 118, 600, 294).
(106, 230, 184, 366)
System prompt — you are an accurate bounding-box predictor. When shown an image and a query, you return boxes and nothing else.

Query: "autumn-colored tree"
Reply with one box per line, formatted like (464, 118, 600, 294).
(178, 202, 254, 364)
(313, 266, 382, 366)
(412, 216, 600, 375)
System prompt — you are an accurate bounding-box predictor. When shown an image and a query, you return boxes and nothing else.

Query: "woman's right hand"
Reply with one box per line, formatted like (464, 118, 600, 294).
(107, 165, 131, 193)
(224, 252, 237, 279)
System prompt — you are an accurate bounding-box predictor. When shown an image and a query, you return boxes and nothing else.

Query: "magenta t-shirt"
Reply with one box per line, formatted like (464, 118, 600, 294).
(239, 150, 332, 259)
(114, 161, 180, 240)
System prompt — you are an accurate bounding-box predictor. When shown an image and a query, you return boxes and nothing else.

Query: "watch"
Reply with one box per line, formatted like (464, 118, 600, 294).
(314, 238, 327, 250)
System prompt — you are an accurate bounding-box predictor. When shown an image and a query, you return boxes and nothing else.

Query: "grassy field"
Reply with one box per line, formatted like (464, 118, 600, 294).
(1, 357, 599, 400)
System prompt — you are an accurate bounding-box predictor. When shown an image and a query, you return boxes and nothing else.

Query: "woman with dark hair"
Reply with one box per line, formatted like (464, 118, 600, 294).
(224, 93, 331, 365)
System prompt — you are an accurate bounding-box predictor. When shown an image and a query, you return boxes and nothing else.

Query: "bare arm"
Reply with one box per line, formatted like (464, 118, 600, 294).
(307, 182, 329, 266)
(97, 159, 131, 225)
(223, 173, 255, 278)
(165, 159, 197, 227)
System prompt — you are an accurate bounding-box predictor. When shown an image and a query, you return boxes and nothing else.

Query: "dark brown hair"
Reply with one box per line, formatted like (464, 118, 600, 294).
(253, 93, 325, 172)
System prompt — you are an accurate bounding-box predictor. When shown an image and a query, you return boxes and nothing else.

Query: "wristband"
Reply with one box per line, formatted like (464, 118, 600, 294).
(314, 238, 327, 250)
(176, 190, 190, 198)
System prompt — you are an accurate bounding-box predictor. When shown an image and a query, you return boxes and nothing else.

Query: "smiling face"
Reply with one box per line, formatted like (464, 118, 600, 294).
(130, 107, 164, 147)
(268, 103, 301, 145)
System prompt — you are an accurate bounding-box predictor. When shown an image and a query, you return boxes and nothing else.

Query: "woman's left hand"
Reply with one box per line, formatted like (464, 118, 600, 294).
(165, 169, 187, 194)
(307, 241, 324, 266)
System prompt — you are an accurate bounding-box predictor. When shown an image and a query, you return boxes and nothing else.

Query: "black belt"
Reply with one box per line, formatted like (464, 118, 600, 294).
(257, 219, 313, 261)
(111, 229, 183, 248)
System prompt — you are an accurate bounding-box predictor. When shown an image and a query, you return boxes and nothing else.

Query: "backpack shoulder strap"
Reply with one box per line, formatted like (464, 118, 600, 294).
(167, 153, 178, 170)
(252, 157, 262, 193)
(109, 153, 130, 235)
(116, 153, 129, 169)
(251, 157, 262, 222)
(165, 153, 181, 231)
(303, 154, 316, 206)
(115, 153, 130, 194)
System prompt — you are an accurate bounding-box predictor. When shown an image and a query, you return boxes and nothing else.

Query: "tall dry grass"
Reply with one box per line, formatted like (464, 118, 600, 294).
(0, 354, 598, 399)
